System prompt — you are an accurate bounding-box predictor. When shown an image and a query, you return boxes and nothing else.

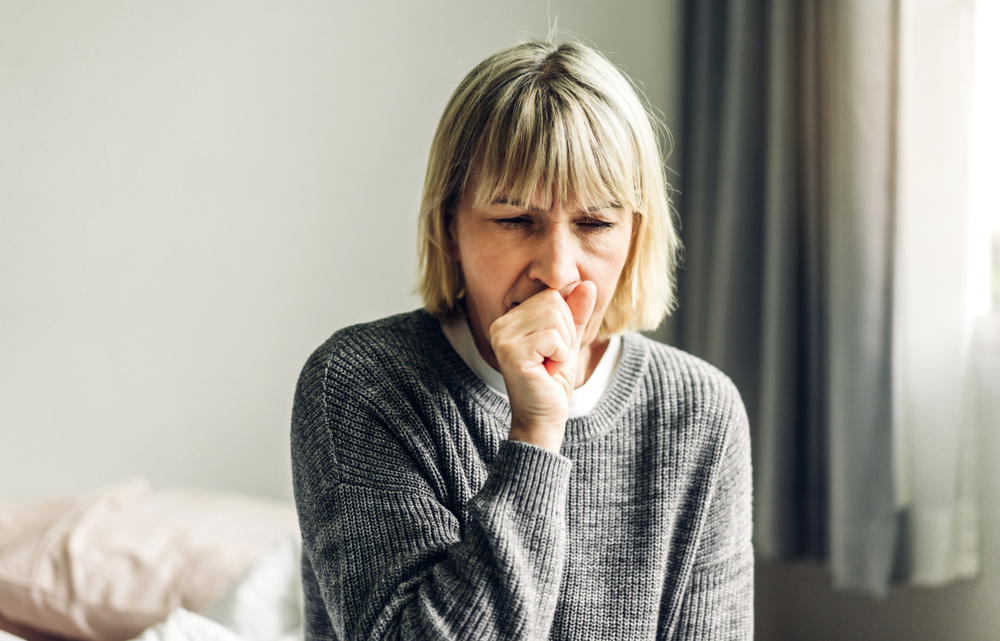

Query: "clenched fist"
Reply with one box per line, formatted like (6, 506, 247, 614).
(490, 282, 597, 452)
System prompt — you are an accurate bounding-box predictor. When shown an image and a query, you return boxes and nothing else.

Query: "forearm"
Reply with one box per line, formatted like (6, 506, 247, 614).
(298, 440, 572, 641)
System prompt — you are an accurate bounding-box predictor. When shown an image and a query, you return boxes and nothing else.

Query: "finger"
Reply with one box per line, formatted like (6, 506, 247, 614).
(498, 327, 570, 377)
(533, 289, 576, 350)
(543, 357, 564, 377)
(531, 329, 571, 377)
(496, 290, 575, 351)
(564, 281, 597, 348)
(531, 328, 572, 367)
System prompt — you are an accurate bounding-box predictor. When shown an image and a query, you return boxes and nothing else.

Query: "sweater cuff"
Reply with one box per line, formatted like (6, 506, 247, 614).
(475, 440, 573, 520)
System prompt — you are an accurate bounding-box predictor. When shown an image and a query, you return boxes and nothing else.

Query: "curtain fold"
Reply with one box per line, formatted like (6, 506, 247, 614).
(678, 0, 876, 576)
(674, 0, 983, 596)
(754, 0, 828, 561)
(824, 0, 899, 595)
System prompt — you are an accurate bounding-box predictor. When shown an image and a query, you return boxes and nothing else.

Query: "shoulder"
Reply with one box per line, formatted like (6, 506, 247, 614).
(627, 334, 746, 423)
(291, 310, 459, 491)
(298, 309, 448, 392)
(616, 335, 749, 481)
(292, 309, 459, 453)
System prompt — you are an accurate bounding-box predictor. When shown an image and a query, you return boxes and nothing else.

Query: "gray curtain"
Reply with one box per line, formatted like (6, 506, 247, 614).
(674, 0, 898, 596)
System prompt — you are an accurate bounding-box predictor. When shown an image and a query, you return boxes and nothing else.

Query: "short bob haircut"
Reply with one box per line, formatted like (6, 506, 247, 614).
(417, 39, 681, 335)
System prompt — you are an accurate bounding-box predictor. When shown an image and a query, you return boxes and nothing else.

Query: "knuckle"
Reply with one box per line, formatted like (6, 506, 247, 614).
(490, 315, 510, 334)
(542, 307, 562, 326)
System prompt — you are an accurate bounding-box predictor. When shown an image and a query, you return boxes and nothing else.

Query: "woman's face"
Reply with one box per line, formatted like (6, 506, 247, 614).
(446, 180, 634, 366)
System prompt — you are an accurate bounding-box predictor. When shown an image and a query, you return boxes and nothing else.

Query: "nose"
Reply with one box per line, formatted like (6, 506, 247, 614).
(527, 224, 580, 295)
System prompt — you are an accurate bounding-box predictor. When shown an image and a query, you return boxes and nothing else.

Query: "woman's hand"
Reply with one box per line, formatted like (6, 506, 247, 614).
(490, 282, 597, 453)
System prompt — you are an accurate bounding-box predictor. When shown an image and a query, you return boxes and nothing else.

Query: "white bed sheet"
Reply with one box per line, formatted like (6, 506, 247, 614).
(132, 535, 304, 641)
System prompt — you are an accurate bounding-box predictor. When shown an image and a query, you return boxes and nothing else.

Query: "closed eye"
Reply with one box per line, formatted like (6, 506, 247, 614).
(495, 217, 532, 230)
(578, 217, 615, 230)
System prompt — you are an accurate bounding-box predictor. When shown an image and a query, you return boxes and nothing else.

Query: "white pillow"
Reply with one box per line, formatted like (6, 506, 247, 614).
(205, 534, 303, 641)
(129, 609, 243, 641)
(0, 478, 299, 641)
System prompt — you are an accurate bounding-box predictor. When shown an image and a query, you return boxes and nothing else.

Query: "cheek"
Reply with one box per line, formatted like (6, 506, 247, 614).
(589, 235, 631, 289)
(458, 238, 521, 310)
(586, 234, 633, 324)
(463, 245, 516, 290)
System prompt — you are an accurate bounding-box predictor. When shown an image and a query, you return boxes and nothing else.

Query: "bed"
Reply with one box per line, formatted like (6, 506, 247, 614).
(0, 478, 304, 641)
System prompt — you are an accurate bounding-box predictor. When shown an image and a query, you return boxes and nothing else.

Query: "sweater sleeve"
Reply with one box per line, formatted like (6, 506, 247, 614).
(291, 345, 573, 641)
(669, 383, 754, 641)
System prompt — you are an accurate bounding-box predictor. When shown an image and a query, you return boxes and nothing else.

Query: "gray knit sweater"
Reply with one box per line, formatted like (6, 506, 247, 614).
(291, 310, 753, 640)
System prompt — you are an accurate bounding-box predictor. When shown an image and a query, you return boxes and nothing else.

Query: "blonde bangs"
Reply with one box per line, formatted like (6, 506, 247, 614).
(467, 81, 641, 216)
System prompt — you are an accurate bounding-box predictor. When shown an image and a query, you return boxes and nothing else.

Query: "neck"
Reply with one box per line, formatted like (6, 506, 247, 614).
(578, 339, 610, 387)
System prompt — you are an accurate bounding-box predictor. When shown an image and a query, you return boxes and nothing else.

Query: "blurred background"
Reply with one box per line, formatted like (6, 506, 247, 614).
(1, 1, 998, 640)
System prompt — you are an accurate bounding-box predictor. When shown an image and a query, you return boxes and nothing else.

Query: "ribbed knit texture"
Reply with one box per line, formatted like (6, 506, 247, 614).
(291, 310, 753, 640)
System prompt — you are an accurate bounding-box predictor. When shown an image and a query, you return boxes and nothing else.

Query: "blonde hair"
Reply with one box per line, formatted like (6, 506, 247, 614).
(417, 39, 680, 335)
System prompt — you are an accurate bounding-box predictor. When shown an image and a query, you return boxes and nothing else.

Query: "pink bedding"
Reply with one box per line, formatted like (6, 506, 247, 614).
(0, 479, 299, 641)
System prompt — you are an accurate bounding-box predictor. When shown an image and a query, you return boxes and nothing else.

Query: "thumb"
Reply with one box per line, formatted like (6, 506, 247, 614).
(565, 281, 597, 349)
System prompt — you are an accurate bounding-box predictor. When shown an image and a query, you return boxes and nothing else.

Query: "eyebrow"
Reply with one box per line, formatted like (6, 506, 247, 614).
(490, 197, 622, 214)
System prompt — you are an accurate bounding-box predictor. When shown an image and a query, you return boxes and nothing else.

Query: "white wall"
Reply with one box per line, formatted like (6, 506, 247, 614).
(0, 0, 682, 502)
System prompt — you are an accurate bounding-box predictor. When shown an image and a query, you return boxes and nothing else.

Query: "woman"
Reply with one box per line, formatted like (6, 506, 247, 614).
(292, 40, 752, 640)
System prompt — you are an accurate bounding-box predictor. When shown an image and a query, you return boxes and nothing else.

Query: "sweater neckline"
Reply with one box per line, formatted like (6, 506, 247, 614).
(416, 310, 650, 446)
